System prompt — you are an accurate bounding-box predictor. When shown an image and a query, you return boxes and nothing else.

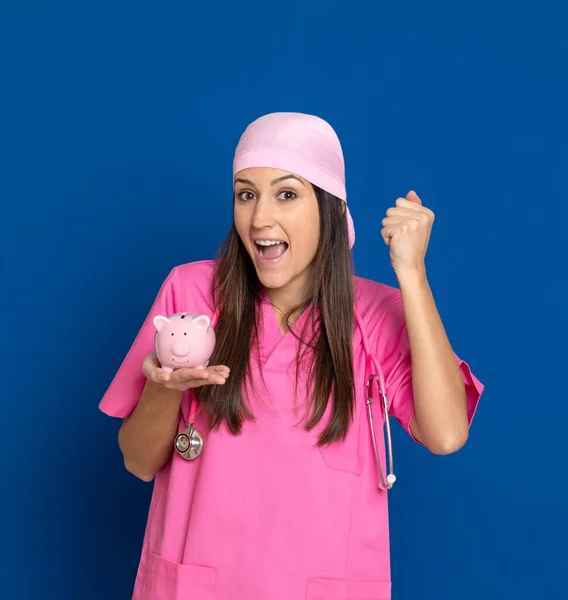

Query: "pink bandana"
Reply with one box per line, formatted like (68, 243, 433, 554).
(233, 112, 355, 248)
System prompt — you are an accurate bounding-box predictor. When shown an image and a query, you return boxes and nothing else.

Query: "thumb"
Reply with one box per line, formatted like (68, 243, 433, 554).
(406, 190, 422, 205)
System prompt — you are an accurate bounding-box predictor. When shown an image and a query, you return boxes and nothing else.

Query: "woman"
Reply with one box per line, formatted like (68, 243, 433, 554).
(100, 112, 484, 600)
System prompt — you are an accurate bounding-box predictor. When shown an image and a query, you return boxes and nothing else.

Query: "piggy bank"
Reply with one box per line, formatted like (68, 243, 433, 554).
(153, 312, 215, 373)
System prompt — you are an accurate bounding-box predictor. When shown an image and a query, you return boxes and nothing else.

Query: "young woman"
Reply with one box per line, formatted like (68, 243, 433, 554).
(100, 112, 484, 600)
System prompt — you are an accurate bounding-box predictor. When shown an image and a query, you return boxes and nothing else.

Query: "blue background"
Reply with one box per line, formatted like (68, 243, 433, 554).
(2, 1, 566, 598)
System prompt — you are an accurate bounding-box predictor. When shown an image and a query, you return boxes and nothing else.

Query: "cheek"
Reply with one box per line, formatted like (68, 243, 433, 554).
(233, 208, 248, 240)
(306, 226, 321, 258)
(308, 203, 321, 251)
(293, 209, 320, 260)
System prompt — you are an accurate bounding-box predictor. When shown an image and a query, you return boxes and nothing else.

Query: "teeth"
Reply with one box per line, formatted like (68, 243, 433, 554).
(255, 240, 285, 246)
(255, 239, 287, 259)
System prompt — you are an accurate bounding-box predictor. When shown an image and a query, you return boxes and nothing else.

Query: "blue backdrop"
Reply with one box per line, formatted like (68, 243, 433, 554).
(2, 1, 566, 598)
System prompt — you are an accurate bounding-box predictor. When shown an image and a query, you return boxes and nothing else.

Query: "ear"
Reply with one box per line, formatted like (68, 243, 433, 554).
(340, 200, 346, 215)
(193, 315, 211, 330)
(153, 315, 170, 331)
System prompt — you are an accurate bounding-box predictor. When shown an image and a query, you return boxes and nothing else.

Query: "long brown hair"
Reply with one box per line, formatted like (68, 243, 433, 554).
(195, 185, 355, 446)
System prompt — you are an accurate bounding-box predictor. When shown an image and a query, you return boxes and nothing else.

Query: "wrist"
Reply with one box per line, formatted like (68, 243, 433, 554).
(144, 378, 184, 402)
(395, 265, 428, 288)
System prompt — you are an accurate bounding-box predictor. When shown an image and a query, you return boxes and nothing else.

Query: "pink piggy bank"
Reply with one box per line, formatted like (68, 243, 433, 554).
(152, 312, 216, 373)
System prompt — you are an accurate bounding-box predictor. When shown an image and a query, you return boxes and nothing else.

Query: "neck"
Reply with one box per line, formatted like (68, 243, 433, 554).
(265, 278, 309, 332)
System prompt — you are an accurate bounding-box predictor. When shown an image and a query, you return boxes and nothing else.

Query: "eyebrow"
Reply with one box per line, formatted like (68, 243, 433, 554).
(234, 174, 306, 187)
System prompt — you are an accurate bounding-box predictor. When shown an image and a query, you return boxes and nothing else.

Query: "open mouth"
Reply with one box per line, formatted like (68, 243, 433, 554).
(254, 239, 289, 262)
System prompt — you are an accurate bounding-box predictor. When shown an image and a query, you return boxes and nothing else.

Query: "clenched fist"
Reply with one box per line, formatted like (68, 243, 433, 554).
(381, 190, 434, 275)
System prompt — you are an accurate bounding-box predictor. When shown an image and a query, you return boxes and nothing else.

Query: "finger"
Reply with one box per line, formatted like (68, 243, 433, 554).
(148, 352, 160, 367)
(207, 365, 231, 376)
(155, 370, 171, 383)
(206, 374, 228, 386)
(381, 215, 408, 227)
(204, 370, 230, 384)
(142, 352, 161, 374)
(385, 207, 416, 218)
(406, 190, 422, 204)
(396, 196, 433, 221)
(387, 206, 432, 226)
(146, 369, 170, 384)
(174, 372, 227, 390)
(173, 368, 210, 382)
(380, 228, 391, 246)
(382, 224, 406, 239)
(395, 197, 423, 210)
(143, 361, 168, 383)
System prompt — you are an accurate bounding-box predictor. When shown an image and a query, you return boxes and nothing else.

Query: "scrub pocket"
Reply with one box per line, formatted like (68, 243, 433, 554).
(306, 577, 391, 600)
(140, 552, 217, 600)
(316, 392, 366, 476)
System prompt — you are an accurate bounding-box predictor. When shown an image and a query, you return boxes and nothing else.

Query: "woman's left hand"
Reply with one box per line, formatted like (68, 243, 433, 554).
(380, 190, 434, 275)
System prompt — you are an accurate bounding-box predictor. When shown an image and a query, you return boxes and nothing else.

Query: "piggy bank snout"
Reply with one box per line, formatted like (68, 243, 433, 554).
(171, 339, 191, 357)
(154, 313, 215, 370)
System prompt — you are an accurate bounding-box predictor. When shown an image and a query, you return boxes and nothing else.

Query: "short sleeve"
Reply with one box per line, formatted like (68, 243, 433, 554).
(98, 267, 180, 419)
(377, 296, 485, 445)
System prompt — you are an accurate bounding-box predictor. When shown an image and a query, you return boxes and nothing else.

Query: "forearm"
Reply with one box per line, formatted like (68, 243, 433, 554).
(118, 380, 183, 481)
(396, 267, 468, 454)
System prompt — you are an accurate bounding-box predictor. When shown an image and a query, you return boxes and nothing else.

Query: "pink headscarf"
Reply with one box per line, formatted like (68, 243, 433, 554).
(233, 112, 355, 248)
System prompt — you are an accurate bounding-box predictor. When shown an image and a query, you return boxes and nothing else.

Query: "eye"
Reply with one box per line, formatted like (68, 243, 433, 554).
(237, 190, 256, 202)
(278, 190, 297, 201)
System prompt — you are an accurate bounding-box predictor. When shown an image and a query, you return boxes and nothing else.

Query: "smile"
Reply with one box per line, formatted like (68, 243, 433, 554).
(254, 240, 289, 263)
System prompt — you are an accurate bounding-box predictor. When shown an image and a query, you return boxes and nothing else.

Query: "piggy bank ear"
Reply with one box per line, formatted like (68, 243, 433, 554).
(193, 315, 211, 330)
(153, 315, 170, 331)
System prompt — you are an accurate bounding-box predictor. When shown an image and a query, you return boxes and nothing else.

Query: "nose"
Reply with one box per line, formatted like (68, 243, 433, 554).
(251, 197, 276, 230)
(171, 340, 190, 357)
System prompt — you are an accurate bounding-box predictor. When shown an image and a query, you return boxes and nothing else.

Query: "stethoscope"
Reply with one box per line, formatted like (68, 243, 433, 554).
(174, 369, 396, 492)
(174, 398, 204, 460)
(173, 310, 397, 492)
(366, 372, 396, 491)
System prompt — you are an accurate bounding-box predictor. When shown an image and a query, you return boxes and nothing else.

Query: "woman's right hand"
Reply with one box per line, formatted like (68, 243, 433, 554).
(142, 352, 230, 392)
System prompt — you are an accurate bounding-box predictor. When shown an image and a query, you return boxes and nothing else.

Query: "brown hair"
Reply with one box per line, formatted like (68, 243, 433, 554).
(195, 185, 355, 445)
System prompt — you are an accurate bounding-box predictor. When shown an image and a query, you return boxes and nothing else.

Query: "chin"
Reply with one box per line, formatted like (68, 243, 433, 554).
(255, 269, 291, 291)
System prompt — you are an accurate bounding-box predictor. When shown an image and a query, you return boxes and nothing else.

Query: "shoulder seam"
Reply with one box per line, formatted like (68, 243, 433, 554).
(372, 294, 403, 333)
(356, 286, 403, 349)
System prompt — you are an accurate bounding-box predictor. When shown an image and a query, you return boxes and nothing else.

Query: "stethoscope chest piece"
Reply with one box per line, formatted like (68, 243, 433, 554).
(175, 424, 204, 460)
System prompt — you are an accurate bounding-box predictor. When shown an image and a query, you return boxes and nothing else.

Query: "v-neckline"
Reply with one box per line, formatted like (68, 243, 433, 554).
(256, 286, 314, 365)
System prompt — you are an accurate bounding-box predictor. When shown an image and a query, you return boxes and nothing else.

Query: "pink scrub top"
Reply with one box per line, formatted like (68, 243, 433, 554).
(99, 260, 484, 600)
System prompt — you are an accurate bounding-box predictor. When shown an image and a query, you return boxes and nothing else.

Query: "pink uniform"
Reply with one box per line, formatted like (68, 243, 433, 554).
(99, 259, 484, 600)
